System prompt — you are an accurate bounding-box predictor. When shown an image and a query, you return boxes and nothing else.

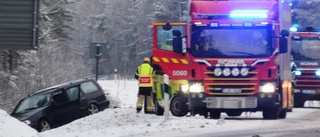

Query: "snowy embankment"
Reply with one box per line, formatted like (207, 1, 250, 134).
(1, 80, 320, 137)
(0, 109, 38, 137)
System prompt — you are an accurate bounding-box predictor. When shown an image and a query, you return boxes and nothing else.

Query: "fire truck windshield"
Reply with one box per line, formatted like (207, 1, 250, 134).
(292, 39, 320, 61)
(190, 25, 273, 58)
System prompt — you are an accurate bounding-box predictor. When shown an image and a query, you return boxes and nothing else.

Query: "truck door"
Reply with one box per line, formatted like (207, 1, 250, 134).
(152, 22, 189, 80)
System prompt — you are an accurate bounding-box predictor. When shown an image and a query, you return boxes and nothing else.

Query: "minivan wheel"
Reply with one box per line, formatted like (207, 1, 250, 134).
(38, 119, 51, 132)
(88, 104, 99, 115)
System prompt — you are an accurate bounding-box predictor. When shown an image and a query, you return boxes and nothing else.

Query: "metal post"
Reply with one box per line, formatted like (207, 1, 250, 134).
(122, 58, 129, 89)
(124, 59, 127, 88)
(114, 69, 118, 82)
(95, 44, 101, 81)
(163, 74, 170, 121)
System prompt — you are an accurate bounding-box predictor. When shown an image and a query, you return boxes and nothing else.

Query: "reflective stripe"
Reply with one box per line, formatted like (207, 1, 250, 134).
(138, 63, 154, 87)
(171, 58, 179, 64)
(152, 57, 189, 64)
(162, 58, 169, 63)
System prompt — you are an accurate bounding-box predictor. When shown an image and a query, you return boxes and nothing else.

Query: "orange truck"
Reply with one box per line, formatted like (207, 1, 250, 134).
(291, 27, 320, 107)
(152, 0, 292, 119)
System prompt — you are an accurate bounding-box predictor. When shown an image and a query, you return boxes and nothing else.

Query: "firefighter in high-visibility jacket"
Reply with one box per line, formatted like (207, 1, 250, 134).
(135, 57, 155, 113)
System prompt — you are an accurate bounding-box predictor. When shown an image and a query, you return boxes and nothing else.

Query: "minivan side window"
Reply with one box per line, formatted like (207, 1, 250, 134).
(66, 87, 80, 101)
(52, 90, 68, 105)
(80, 81, 99, 94)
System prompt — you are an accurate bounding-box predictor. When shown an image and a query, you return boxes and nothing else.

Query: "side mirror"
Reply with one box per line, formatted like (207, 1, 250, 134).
(281, 30, 289, 37)
(173, 37, 182, 53)
(279, 37, 288, 53)
(173, 30, 182, 37)
(172, 30, 183, 54)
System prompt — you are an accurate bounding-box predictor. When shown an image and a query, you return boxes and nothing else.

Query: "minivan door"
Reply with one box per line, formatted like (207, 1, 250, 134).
(51, 87, 81, 126)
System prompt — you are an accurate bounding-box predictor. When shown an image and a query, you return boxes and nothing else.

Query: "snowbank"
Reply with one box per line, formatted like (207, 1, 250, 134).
(0, 109, 38, 137)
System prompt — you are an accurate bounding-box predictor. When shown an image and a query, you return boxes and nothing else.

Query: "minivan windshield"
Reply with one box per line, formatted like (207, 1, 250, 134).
(13, 92, 51, 114)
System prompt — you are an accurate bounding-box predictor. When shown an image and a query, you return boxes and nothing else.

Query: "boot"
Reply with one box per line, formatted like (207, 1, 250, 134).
(136, 108, 142, 113)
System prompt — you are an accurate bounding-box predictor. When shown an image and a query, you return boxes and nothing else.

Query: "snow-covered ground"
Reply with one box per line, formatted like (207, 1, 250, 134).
(1, 79, 320, 137)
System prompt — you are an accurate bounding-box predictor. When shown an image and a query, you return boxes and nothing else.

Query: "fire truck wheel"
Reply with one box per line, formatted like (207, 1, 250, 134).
(170, 96, 188, 117)
(226, 111, 242, 117)
(278, 109, 287, 119)
(262, 107, 279, 119)
(153, 95, 164, 115)
(202, 111, 209, 118)
(209, 111, 221, 119)
(293, 97, 305, 108)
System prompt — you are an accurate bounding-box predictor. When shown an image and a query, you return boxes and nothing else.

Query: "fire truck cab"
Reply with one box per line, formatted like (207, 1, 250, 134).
(152, 0, 292, 119)
(291, 26, 320, 107)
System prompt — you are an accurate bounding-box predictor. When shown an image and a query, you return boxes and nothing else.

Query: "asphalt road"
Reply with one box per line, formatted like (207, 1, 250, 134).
(194, 107, 320, 137)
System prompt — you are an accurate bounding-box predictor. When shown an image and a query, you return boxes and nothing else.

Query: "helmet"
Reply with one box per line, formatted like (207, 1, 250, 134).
(143, 57, 150, 62)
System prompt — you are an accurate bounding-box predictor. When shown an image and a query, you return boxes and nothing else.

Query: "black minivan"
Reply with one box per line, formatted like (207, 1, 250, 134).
(11, 79, 109, 132)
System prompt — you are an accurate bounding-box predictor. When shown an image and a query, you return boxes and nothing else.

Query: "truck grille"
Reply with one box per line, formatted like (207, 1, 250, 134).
(295, 70, 320, 88)
(205, 97, 257, 108)
(204, 67, 259, 95)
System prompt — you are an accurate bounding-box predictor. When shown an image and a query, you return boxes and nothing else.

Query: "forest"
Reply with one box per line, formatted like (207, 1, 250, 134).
(0, 0, 318, 112)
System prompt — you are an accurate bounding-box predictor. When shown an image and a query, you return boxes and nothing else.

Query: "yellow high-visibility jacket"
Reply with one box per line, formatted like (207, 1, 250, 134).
(135, 63, 155, 87)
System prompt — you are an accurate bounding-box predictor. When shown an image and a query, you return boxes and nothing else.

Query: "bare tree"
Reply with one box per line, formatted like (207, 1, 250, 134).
(293, 0, 320, 27)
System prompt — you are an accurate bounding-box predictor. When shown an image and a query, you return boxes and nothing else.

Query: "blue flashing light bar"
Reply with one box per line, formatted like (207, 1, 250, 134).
(230, 10, 269, 19)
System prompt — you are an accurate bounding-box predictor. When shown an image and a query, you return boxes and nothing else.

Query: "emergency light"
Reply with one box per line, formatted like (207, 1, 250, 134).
(244, 22, 253, 27)
(290, 27, 297, 32)
(293, 35, 301, 39)
(315, 70, 320, 76)
(230, 10, 269, 19)
(210, 22, 219, 27)
(294, 70, 302, 76)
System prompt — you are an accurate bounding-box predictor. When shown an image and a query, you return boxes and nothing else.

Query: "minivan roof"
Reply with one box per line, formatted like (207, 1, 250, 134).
(28, 78, 94, 96)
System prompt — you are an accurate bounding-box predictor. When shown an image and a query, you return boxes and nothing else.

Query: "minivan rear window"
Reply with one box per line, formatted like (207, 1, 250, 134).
(80, 81, 99, 94)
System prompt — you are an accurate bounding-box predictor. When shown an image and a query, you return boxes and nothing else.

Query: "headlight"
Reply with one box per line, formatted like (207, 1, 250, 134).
(181, 83, 204, 93)
(294, 70, 302, 76)
(259, 82, 276, 93)
(315, 70, 320, 76)
(232, 68, 240, 76)
(214, 68, 222, 76)
(181, 85, 189, 92)
(223, 68, 231, 76)
(240, 68, 249, 76)
(190, 83, 204, 93)
(23, 120, 31, 125)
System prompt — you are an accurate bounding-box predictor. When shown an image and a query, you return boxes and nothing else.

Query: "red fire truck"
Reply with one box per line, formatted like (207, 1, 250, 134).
(291, 27, 320, 107)
(152, 0, 292, 119)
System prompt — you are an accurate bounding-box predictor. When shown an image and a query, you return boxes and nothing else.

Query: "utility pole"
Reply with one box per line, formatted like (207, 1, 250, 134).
(95, 43, 102, 81)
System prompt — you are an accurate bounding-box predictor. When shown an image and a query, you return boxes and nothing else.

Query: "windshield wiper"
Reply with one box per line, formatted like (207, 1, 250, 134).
(25, 107, 38, 111)
(13, 107, 38, 114)
(230, 51, 257, 56)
